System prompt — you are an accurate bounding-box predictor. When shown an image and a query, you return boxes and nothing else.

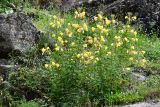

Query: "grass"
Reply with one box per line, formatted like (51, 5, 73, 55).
(1, 5, 160, 107)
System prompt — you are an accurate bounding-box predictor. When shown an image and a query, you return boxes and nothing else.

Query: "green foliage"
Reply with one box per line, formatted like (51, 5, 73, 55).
(18, 101, 39, 107)
(3, 10, 148, 107)
(1, 6, 160, 107)
(0, 0, 23, 13)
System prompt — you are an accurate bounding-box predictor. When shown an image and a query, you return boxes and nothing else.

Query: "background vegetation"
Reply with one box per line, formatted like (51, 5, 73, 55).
(0, 1, 160, 107)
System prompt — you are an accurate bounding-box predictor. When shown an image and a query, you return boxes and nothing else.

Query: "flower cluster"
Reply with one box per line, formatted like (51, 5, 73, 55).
(44, 61, 60, 69)
(74, 9, 85, 19)
(41, 47, 50, 55)
(41, 10, 147, 70)
(49, 15, 64, 28)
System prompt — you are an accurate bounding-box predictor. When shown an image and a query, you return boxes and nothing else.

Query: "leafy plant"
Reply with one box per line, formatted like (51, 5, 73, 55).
(3, 9, 150, 106)
(0, 0, 24, 13)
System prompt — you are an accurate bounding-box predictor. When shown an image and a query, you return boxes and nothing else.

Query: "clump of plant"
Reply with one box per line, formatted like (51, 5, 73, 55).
(0, 0, 24, 13)
(7, 9, 147, 106)
(41, 10, 146, 105)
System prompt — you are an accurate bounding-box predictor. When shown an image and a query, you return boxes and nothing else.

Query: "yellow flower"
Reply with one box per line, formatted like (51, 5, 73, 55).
(90, 56, 94, 60)
(75, 10, 78, 15)
(115, 42, 122, 47)
(53, 15, 57, 19)
(55, 63, 60, 68)
(141, 59, 147, 63)
(111, 43, 114, 46)
(119, 30, 125, 33)
(49, 22, 53, 26)
(101, 28, 108, 33)
(125, 16, 129, 19)
(114, 36, 121, 41)
(60, 32, 64, 36)
(60, 19, 64, 23)
(126, 25, 130, 28)
(95, 57, 99, 61)
(105, 18, 111, 25)
(107, 51, 111, 55)
(135, 38, 138, 42)
(130, 29, 134, 33)
(124, 37, 129, 42)
(57, 21, 61, 26)
(52, 34, 56, 38)
(45, 64, 49, 69)
(72, 24, 80, 29)
(83, 53, 88, 58)
(92, 27, 96, 32)
(55, 46, 60, 51)
(95, 51, 99, 54)
(83, 51, 91, 57)
(104, 46, 108, 50)
(94, 37, 98, 43)
(65, 28, 69, 33)
(140, 51, 145, 55)
(57, 37, 64, 45)
(88, 39, 93, 44)
(83, 44, 87, 48)
(94, 16, 98, 21)
(65, 40, 68, 43)
(100, 36, 105, 42)
(76, 54, 81, 58)
(71, 42, 75, 47)
(68, 32, 72, 37)
(77, 28, 82, 33)
(98, 14, 103, 20)
(134, 31, 137, 36)
(97, 24, 103, 29)
(132, 16, 137, 20)
(46, 47, 50, 50)
(83, 23, 88, 31)
(131, 46, 135, 49)
(129, 57, 133, 61)
(139, 59, 147, 67)
(68, 23, 71, 26)
(41, 47, 46, 52)
(58, 36, 63, 41)
(125, 67, 131, 71)
(131, 38, 136, 42)
(112, 19, 116, 24)
(81, 11, 85, 18)
(51, 61, 56, 66)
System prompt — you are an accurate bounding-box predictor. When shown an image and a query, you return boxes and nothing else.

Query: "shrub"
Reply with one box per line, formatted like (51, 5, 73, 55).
(0, 0, 23, 13)
(6, 10, 146, 106)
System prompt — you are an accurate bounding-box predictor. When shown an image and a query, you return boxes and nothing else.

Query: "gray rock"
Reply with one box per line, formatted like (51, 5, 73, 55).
(103, 0, 160, 36)
(131, 72, 146, 81)
(0, 12, 39, 58)
(123, 102, 153, 107)
(122, 101, 160, 107)
(0, 59, 17, 81)
(60, 0, 160, 36)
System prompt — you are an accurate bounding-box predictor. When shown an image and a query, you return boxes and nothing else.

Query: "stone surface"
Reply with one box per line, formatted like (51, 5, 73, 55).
(122, 101, 160, 107)
(131, 72, 146, 81)
(60, 0, 160, 36)
(0, 12, 39, 58)
(0, 59, 17, 81)
(103, 0, 160, 36)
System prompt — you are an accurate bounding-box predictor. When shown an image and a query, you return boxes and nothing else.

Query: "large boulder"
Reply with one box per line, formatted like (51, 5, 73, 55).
(103, 0, 160, 36)
(60, 0, 160, 36)
(0, 12, 39, 58)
